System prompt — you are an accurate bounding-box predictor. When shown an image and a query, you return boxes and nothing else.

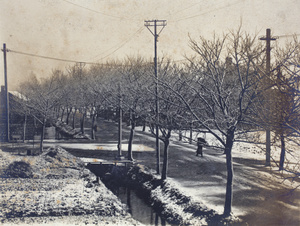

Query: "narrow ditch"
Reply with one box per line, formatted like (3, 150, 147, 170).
(86, 162, 236, 226)
(86, 162, 172, 225)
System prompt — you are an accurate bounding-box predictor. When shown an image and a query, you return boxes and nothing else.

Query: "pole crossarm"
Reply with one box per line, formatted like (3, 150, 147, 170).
(259, 36, 278, 41)
(144, 20, 167, 37)
(259, 29, 278, 53)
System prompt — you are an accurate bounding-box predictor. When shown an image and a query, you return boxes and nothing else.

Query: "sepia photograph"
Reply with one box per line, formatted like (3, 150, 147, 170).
(0, 0, 299, 225)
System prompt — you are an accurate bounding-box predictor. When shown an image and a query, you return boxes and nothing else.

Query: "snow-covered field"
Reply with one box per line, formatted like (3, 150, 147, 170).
(0, 147, 143, 226)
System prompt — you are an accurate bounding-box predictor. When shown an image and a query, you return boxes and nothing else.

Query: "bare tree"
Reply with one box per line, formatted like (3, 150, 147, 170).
(162, 29, 265, 216)
(268, 38, 300, 173)
(87, 64, 118, 140)
(20, 72, 63, 152)
(56, 71, 74, 125)
(67, 64, 91, 135)
(156, 62, 189, 181)
(120, 57, 153, 161)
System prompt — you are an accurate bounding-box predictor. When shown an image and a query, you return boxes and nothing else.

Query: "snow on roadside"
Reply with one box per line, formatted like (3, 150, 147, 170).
(157, 128, 300, 220)
(44, 141, 154, 152)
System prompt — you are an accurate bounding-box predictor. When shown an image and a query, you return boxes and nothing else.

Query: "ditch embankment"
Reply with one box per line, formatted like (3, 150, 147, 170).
(0, 144, 237, 225)
(0, 146, 142, 225)
(88, 161, 239, 225)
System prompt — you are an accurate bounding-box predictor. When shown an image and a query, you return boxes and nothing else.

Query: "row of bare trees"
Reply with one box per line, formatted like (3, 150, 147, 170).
(17, 29, 299, 216)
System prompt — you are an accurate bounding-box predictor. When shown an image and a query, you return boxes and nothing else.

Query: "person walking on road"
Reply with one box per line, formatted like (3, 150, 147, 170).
(196, 137, 207, 157)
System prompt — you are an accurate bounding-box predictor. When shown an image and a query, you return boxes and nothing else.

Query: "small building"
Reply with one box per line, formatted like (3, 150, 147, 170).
(0, 86, 41, 142)
(0, 85, 9, 142)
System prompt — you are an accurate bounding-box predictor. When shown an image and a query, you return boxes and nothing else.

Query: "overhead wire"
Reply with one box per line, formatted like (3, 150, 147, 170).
(165, 1, 204, 19)
(277, 34, 300, 38)
(6, 27, 145, 68)
(169, 0, 243, 23)
(8, 49, 101, 65)
(61, 0, 139, 21)
(7, 46, 190, 70)
(6, 26, 145, 66)
(90, 26, 145, 62)
(9, 2, 300, 69)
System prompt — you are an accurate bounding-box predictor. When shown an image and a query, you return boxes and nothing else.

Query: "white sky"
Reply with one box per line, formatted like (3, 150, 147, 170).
(1, 0, 300, 90)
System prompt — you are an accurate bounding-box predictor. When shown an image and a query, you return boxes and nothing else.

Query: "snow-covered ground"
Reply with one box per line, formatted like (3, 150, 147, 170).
(126, 126, 300, 224)
(0, 147, 144, 226)
(44, 123, 300, 224)
(1, 119, 299, 225)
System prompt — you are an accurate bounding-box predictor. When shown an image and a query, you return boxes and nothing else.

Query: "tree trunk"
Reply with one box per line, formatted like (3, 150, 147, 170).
(265, 129, 271, 166)
(61, 107, 65, 122)
(40, 117, 46, 153)
(56, 105, 61, 119)
(161, 130, 171, 181)
(189, 122, 193, 144)
(223, 127, 235, 217)
(279, 133, 286, 171)
(72, 109, 76, 129)
(117, 106, 123, 159)
(80, 112, 86, 134)
(66, 108, 71, 125)
(128, 110, 135, 161)
(91, 113, 97, 140)
(126, 188, 132, 214)
(52, 107, 56, 118)
(23, 113, 27, 142)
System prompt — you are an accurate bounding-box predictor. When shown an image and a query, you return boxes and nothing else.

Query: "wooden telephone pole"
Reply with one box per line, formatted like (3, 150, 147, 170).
(116, 83, 124, 160)
(1, 43, 9, 142)
(259, 29, 277, 166)
(144, 19, 167, 174)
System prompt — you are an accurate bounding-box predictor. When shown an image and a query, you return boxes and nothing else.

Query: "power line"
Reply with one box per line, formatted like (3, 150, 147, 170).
(61, 0, 138, 21)
(169, 0, 242, 23)
(6, 48, 153, 68)
(90, 26, 145, 61)
(6, 47, 197, 71)
(9, 27, 146, 64)
(98, 27, 144, 61)
(277, 34, 300, 38)
(7, 49, 97, 65)
(166, 1, 204, 19)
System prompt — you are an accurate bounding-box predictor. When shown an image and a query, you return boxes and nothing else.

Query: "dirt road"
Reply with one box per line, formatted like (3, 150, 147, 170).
(88, 118, 300, 226)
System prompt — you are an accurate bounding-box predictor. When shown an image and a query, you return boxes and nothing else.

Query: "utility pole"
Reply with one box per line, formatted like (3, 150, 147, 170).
(76, 62, 86, 134)
(144, 19, 167, 174)
(76, 62, 86, 77)
(116, 83, 124, 160)
(1, 43, 9, 142)
(259, 29, 277, 166)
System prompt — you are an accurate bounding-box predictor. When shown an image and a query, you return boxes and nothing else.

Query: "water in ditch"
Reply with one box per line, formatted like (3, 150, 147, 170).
(86, 162, 172, 225)
(108, 185, 171, 226)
